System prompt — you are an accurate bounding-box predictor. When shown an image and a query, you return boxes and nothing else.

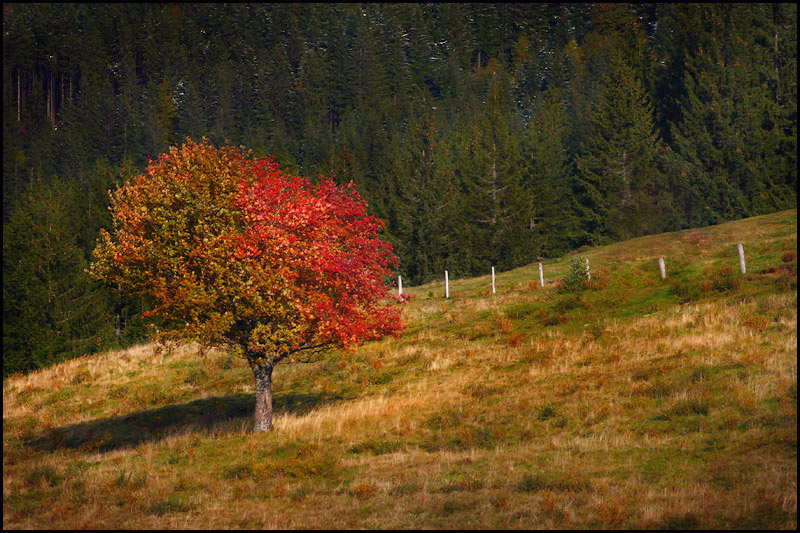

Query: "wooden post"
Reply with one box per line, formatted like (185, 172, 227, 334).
(445, 270, 449, 298)
(658, 257, 666, 279)
(491, 267, 496, 294)
(737, 243, 746, 275)
(585, 258, 591, 281)
(398, 275, 403, 296)
(539, 262, 544, 288)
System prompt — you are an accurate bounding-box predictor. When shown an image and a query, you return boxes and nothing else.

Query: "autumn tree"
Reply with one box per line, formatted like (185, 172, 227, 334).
(89, 139, 404, 431)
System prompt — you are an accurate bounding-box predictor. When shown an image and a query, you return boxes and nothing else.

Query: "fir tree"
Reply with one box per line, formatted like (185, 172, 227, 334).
(576, 52, 670, 242)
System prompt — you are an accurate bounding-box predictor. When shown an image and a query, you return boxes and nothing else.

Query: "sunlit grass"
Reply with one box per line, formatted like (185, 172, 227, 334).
(3, 209, 796, 529)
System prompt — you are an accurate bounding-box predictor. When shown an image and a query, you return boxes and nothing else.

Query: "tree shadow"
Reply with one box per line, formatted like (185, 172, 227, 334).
(26, 390, 342, 454)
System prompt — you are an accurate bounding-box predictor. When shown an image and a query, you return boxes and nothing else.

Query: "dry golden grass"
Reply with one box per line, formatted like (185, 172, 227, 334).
(3, 209, 797, 529)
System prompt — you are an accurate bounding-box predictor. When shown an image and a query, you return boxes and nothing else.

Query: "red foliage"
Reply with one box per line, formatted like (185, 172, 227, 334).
(232, 156, 402, 349)
(91, 139, 404, 361)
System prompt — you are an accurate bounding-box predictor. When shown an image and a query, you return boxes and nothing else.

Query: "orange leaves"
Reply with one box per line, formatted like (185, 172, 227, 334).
(92, 138, 404, 362)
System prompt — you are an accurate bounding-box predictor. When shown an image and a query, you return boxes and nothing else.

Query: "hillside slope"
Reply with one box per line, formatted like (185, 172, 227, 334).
(3, 209, 797, 529)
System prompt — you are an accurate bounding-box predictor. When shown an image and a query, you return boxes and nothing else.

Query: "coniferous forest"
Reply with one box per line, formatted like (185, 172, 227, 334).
(3, 3, 797, 377)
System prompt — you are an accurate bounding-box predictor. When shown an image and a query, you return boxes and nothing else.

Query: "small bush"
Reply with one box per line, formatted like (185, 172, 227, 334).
(183, 368, 206, 386)
(702, 263, 741, 294)
(495, 315, 513, 334)
(537, 404, 557, 420)
(148, 498, 195, 515)
(671, 279, 702, 303)
(25, 465, 63, 487)
(223, 464, 254, 480)
(554, 294, 584, 314)
(113, 470, 147, 489)
(517, 472, 589, 493)
(289, 485, 310, 502)
(560, 257, 590, 293)
(351, 481, 378, 500)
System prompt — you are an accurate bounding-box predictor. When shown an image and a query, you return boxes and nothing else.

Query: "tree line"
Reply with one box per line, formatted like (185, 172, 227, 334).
(3, 3, 796, 376)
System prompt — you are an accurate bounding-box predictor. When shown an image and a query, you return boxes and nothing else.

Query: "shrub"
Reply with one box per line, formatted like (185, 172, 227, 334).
(537, 404, 557, 420)
(517, 472, 589, 493)
(702, 263, 741, 294)
(351, 481, 378, 500)
(25, 465, 63, 487)
(148, 498, 195, 515)
(554, 294, 584, 314)
(671, 279, 702, 303)
(495, 315, 513, 334)
(560, 257, 590, 293)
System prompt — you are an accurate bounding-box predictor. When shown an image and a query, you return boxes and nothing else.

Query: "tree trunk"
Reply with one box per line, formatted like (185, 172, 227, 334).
(251, 362, 274, 432)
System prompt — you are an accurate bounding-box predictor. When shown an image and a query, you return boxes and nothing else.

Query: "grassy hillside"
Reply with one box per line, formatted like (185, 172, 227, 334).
(3, 209, 797, 529)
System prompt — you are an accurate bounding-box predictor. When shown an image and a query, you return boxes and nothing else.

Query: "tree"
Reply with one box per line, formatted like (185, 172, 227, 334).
(458, 60, 529, 271)
(525, 88, 581, 258)
(4, 177, 116, 377)
(576, 52, 670, 242)
(89, 139, 404, 431)
(670, 4, 797, 226)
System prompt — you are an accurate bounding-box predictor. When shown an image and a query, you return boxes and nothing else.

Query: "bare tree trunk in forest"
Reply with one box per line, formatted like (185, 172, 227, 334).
(249, 360, 275, 432)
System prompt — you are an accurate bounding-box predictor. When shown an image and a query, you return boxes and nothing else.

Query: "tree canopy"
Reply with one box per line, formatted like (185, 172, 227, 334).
(90, 139, 404, 430)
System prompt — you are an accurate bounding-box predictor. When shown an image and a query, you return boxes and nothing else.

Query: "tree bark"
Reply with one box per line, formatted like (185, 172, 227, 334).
(250, 362, 274, 432)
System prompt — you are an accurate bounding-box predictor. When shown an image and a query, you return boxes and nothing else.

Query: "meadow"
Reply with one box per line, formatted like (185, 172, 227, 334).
(3, 209, 796, 529)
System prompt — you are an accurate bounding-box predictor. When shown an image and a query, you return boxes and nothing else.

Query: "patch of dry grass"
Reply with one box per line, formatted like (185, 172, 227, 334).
(3, 209, 796, 529)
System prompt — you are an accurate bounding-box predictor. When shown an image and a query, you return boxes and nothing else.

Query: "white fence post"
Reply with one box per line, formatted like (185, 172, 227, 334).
(737, 243, 746, 275)
(445, 270, 449, 298)
(585, 258, 591, 281)
(539, 262, 544, 288)
(658, 257, 666, 280)
(398, 275, 403, 296)
(491, 266, 496, 294)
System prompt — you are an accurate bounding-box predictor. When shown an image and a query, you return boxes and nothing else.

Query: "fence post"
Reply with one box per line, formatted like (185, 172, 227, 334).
(658, 257, 666, 280)
(539, 262, 544, 288)
(585, 258, 591, 281)
(398, 275, 403, 296)
(737, 243, 746, 275)
(445, 270, 449, 298)
(491, 266, 496, 294)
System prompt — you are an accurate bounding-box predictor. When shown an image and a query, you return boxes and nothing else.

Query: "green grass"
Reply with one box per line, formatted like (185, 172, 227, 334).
(3, 209, 797, 529)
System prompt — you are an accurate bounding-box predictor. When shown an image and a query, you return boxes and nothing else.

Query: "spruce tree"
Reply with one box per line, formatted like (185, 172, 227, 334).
(457, 60, 529, 271)
(670, 4, 796, 226)
(3, 178, 115, 376)
(525, 88, 581, 257)
(576, 52, 670, 242)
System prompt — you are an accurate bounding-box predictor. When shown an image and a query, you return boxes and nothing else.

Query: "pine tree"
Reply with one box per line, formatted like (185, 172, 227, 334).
(670, 4, 796, 226)
(525, 88, 581, 257)
(385, 103, 461, 284)
(457, 60, 529, 271)
(3, 178, 116, 376)
(576, 52, 670, 242)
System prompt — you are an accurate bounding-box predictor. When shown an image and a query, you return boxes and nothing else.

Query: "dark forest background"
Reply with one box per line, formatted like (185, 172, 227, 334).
(3, 3, 796, 376)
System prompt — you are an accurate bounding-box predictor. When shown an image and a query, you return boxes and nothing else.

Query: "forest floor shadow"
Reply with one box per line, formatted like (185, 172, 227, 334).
(26, 390, 343, 453)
